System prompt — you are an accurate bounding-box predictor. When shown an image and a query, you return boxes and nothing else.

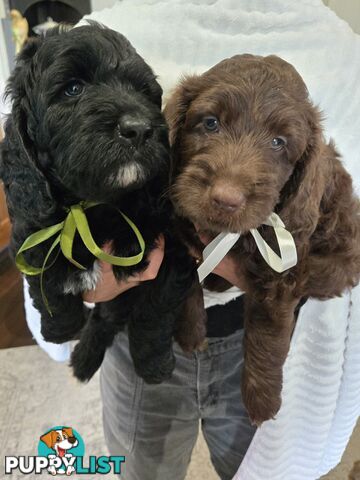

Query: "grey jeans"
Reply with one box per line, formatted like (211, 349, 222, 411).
(100, 329, 256, 480)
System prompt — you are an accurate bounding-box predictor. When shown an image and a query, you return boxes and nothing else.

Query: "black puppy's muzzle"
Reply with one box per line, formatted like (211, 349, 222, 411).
(116, 113, 154, 148)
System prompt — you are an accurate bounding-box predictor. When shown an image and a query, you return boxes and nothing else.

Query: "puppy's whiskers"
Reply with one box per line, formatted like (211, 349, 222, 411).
(159, 185, 172, 201)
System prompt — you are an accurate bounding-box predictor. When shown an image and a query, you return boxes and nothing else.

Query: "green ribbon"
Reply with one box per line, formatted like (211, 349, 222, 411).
(16, 201, 145, 315)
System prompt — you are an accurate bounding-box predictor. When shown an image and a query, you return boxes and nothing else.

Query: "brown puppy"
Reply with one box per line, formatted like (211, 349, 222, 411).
(165, 54, 360, 425)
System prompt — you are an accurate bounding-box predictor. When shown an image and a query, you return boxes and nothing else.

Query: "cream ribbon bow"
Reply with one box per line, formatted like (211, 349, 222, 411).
(197, 212, 297, 283)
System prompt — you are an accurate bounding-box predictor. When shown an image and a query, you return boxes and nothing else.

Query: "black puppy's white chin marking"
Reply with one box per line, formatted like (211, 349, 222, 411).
(111, 162, 144, 188)
(63, 260, 102, 295)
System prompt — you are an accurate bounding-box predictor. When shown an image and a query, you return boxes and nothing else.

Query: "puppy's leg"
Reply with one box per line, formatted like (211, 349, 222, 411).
(242, 292, 298, 425)
(70, 303, 118, 382)
(128, 304, 177, 384)
(174, 279, 207, 353)
(128, 243, 196, 384)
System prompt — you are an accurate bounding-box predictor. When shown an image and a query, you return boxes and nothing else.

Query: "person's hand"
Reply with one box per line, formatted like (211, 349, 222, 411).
(82, 235, 165, 303)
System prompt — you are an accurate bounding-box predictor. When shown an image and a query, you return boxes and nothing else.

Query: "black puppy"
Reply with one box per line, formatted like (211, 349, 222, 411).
(0, 23, 205, 382)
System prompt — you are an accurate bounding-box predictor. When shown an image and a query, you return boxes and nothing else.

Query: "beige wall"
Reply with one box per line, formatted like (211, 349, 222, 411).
(323, 0, 360, 33)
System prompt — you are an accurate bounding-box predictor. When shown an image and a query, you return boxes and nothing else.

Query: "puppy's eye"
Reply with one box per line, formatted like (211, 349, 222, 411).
(203, 116, 219, 132)
(64, 81, 84, 97)
(271, 137, 287, 150)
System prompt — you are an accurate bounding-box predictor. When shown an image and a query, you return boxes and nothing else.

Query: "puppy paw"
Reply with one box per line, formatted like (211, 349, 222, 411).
(66, 465, 75, 475)
(175, 320, 207, 353)
(64, 454, 75, 475)
(242, 368, 282, 426)
(70, 342, 105, 382)
(175, 296, 207, 353)
(135, 351, 176, 384)
(41, 312, 86, 344)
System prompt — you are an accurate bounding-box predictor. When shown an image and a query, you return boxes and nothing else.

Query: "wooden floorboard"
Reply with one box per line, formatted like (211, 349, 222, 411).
(0, 249, 35, 348)
(0, 184, 11, 251)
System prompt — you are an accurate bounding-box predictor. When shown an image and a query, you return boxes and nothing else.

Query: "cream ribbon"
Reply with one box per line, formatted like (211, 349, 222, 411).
(197, 212, 297, 283)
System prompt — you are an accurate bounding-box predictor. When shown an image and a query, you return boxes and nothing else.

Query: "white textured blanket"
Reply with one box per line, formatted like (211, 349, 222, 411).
(84, 1, 360, 479)
(21, 1, 360, 478)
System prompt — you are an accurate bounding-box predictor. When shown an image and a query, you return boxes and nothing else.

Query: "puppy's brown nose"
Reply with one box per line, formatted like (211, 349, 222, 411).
(211, 185, 245, 212)
(118, 114, 153, 146)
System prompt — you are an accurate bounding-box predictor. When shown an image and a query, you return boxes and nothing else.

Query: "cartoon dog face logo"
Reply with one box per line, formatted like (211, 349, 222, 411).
(40, 427, 78, 475)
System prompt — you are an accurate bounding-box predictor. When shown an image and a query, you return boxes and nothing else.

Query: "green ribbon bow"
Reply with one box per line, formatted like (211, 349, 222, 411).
(16, 201, 145, 315)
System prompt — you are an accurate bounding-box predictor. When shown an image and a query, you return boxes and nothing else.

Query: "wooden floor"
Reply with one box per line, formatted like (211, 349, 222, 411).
(0, 177, 34, 348)
(0, 248, 34, 348)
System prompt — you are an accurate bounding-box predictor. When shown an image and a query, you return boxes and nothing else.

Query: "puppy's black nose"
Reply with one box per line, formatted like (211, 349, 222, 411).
(117, 114, 153, 146)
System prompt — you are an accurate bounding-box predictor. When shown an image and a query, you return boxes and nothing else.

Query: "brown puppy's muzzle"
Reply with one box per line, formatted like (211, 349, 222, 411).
(211, 182, 246, 213)
(172, 142, 283, 234)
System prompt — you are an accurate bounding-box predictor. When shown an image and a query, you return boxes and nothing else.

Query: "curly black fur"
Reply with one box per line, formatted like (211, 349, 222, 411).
(0, 23, 205, 383)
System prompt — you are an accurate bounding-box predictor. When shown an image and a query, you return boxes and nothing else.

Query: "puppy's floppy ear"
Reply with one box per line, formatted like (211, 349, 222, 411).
(164, 75, 203, 180)
(6, 36, 42, 114)
(5, 36, 45, 150)
(278, 103, 326, 240)
(264, 55, 309, 100)
(164, 75, 203, 147)
(40, 430, 57, 449)
(62, 427, 74, 438)
(0, 37, 56, 225)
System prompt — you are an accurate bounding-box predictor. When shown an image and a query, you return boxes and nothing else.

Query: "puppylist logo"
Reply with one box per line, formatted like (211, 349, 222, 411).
(5, 426, 125, 476)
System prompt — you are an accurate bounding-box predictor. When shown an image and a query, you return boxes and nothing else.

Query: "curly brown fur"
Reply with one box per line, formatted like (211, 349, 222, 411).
(165, 54, 360, 424)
